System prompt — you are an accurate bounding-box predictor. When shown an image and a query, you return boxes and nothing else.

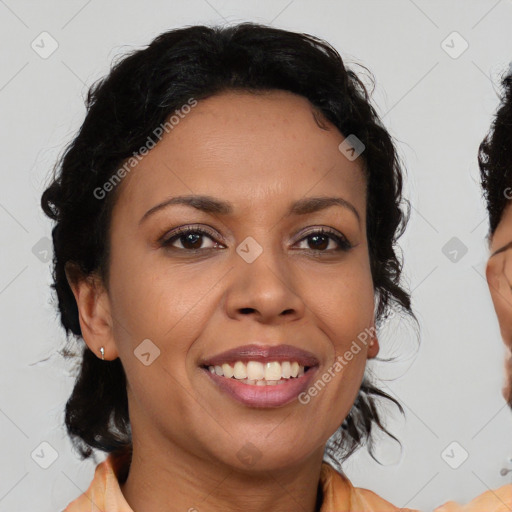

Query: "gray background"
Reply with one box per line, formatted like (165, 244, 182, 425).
(1, 1, 512, 510)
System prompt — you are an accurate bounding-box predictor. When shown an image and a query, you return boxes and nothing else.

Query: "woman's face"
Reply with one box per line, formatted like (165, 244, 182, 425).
(96, 90, 378, 470)
(486, 203, 512, 404)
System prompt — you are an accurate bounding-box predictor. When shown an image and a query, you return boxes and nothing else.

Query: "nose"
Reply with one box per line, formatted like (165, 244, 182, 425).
(224, 241, 306, 325)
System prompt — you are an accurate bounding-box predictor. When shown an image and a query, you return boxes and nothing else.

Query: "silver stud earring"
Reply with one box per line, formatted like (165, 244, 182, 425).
(100, 347, 105, 360)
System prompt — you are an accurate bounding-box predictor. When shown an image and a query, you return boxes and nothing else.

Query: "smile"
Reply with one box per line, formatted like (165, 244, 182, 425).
(206, 360, 306, 385)
(201, 361, 318, 408)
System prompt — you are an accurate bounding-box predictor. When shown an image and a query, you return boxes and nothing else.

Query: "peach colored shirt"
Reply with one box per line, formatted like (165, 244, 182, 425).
(63, 450, 420, 511)
(433, 484, 512, 511)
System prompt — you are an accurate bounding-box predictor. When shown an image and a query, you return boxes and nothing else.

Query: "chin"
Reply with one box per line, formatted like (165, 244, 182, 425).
(222, 443, 317, 474)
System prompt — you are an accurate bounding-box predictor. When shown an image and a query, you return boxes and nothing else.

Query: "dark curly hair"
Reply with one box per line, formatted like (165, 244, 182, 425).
(41, 22, 414, 471)
(479, 70, 512, 235)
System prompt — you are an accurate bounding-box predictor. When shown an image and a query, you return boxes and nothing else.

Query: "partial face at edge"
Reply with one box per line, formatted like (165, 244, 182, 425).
(77, 89, 380, 471)
(486, 201, 512, 404)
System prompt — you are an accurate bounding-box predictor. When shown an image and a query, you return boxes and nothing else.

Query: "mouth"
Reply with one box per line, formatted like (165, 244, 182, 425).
(198, 344, 320, 408)
(202, 360, 311, 385)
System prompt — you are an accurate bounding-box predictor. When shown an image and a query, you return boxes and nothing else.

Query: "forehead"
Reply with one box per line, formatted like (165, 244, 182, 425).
(113, 90, 367, 223)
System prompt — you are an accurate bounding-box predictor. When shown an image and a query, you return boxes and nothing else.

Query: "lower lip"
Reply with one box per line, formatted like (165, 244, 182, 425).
(201, 366, 318, 408)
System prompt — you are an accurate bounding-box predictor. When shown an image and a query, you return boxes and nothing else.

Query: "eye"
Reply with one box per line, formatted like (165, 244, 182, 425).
(159, 225, 352, 253)
(160, 225, 223, 251)
(295, 228, 352, 252)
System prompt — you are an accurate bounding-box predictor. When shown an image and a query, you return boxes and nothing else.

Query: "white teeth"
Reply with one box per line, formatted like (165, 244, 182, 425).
(222, 363, 234, 378)
(281, 361, 291, 379)
(265, 361, 282, 381)
(233, 361, 247, 379)
(247, 361, 265, 380)
(206, 360, 307, 385)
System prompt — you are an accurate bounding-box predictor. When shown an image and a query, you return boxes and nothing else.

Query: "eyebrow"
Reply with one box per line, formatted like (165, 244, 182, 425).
(139, 194, 361, 226)
(491, 240, 512, 257)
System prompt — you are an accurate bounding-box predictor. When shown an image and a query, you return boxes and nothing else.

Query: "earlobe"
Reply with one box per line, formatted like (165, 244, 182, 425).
(367, 325, 380, 359)
(65, 263, 118, 361)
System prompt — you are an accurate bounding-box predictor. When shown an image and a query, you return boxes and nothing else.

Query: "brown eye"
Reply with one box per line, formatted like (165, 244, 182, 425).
(160, 227, 221, 251)
(295, 228, 352, 252)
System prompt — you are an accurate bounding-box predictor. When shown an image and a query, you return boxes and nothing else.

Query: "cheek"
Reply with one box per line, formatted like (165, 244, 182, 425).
(308, 258, 375, 345)
(109, 249, 216, 338)
(108, 256, 233, 415)
(302, 351, 368, 440)
(487, 265, 512, 347)
(108, 261, 211, 422)
(301, 258, 374, 416)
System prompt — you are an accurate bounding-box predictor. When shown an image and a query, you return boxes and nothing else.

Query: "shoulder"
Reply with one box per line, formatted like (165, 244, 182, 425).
(319, 462, 420, 512)
(63, 450, 133, 512)
(434, 484, 512, 511)
(63, 458, 111, 512)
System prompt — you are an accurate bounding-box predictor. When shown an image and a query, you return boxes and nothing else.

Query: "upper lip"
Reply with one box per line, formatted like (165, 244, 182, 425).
(199, 344, 320, 367)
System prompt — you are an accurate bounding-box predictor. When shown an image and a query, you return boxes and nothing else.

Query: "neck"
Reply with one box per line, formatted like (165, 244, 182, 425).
(119, 438, 326, 512)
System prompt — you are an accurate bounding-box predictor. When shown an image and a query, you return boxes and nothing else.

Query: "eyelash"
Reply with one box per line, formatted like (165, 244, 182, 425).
(159, 225, 352, 253)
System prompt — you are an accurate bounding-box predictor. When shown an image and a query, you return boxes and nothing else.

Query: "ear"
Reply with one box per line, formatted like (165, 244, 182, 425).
(367, 323, 380, 359)
(65, 262, 119, 361)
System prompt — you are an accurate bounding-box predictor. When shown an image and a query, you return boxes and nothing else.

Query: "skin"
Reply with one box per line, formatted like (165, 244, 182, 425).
(67, 90, 380, 512)
(486, 201, 512, 405)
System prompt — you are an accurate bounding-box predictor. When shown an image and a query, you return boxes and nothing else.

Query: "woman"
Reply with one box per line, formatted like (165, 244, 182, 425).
(432, 69, 512, 512)
(41, 23, 418, 511)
